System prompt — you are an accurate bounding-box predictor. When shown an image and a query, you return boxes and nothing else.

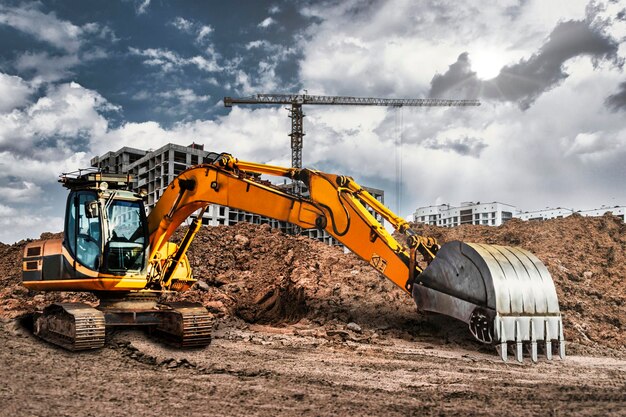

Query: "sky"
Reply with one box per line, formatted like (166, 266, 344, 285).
(0, 0, 625, 243)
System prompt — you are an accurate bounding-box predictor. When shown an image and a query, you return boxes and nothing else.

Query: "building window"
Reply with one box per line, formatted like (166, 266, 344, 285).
(460, 209, 472, 224)
(174, 151, 187, 164)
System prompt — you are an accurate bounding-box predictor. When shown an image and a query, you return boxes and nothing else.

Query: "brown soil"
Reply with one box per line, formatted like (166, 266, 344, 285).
(0, 216, 625, 416)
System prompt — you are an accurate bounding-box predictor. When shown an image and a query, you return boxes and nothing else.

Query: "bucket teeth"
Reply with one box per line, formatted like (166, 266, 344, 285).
(558, 320, 566, 360)
(492, 314, 565, 363)
(499, 342, 507, 362)
(529, 320, 538, 363)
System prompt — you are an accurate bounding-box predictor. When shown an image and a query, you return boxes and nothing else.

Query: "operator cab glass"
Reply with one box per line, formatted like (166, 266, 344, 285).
(105, 199, 147, 272)
(66, 191, 102, 270)
(65, 190, 148, 273)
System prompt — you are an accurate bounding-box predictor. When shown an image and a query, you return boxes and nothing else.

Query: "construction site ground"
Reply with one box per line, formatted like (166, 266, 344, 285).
(1, 215, 625, 416)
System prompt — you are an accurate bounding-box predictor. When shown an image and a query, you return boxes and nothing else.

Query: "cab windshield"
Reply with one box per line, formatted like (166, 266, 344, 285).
(104, 199, 147, 272)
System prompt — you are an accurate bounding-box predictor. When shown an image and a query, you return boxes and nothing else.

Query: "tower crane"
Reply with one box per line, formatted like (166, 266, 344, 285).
(223, 93, 480, 170)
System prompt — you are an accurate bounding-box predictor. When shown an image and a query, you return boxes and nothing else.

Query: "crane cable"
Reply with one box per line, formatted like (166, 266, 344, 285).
(394, 107, 404, 214)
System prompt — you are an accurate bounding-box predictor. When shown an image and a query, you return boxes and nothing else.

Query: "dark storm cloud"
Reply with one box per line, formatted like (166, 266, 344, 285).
(429, 52, 480, 99)
(421, 136, 487, 158)
(429, 19, 622, 110)
(605, 81, 626, 111)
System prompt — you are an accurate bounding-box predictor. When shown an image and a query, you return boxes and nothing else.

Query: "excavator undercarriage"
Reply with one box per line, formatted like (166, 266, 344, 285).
(33, 295, 213, 351)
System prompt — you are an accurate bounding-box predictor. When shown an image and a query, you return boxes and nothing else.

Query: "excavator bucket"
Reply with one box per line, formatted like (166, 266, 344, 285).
(413, 241, 564, 363)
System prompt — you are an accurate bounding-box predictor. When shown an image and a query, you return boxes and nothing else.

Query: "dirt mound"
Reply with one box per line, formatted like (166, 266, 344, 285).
(0, 233, 95, 316)
(0, 215, 624, 357)
(167, 223, 417, 329)
(408, 214, 626, 355)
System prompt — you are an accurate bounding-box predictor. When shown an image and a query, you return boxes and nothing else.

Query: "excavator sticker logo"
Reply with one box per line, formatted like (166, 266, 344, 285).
(370, 254, 387, 273)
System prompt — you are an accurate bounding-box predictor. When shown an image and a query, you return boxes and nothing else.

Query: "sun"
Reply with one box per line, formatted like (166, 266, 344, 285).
(470, 48, 508, 80)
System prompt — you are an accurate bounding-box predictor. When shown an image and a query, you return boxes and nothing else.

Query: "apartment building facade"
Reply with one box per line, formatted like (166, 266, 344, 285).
(413, 202, 517, 227)
(518, 206, 625, 222)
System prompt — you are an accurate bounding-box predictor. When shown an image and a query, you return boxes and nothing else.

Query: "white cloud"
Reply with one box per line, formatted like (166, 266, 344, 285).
(159, 88, 210, 105)
(0, 3, 115, 53)
(0, 3, 82, 52)
(130, 47, 222, 73)
(0, 73, 33, 112)
(0, 209, 64, 244)
(0, 181, 42, 203)
(258, 17, 275, 28)
(269, 5, 280, 15)
(297, 0, 591, 96)
(136, 0, 151, 15)
(172, 17, 194, 32)
(15, 51, 80, 84)
(196, 25, 214, 42)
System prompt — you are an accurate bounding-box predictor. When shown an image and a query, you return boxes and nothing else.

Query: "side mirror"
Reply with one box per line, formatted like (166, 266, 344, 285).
(85, 200, 100, 218)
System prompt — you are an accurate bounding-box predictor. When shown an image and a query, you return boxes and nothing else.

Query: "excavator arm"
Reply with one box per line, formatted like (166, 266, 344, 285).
(148, 154, 431, 292)
(148, 153, 565, 362)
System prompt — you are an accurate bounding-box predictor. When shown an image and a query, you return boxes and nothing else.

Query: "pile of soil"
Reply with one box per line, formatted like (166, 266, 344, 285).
(0, 215, 624, 357)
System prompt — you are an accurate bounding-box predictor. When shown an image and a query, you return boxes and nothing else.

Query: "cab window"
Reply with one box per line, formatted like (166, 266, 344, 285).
(65, 191, 102, 270)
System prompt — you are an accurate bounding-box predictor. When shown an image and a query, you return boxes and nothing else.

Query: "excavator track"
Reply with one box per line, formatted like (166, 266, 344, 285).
(33, 303, 106, 351)
(154, 302, 213, 348)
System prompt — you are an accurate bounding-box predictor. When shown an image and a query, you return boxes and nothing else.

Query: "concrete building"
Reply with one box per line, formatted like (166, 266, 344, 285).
(91, 146, 146, 175)
(91, 143, 385, 246)
(518, 206, 625, 222)
(516, 208, 575, 221)
(414, 202, 625, 227)
(413, 202, 517, 227)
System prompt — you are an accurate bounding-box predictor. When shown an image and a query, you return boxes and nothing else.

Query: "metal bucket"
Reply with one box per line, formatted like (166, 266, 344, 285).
(413, 241, 565, 362)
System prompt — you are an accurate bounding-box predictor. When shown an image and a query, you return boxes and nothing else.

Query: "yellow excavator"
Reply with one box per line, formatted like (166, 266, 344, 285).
(22, 153, 565, 362)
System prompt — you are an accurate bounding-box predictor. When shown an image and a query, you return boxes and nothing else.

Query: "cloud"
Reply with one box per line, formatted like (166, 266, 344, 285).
(0, 4, 114, 85)
(0, 80, 114, 159)
(135, 0, 151, 15)
(172, 17, 194, 32)
(235, 41, 298, 94)
(0, 73, 33, 112)
(0, 2, 82, 52)
(429, 52, 479, 99)
(15, 51, 80, 84)
(0, 2, 115, 53)
(129, 47, 222, 73)
(421, 135, 488, 157)
(605, 81, 626, 111)
(258, 17, 276, 28)
(0, 181, 42, 203)
(170, 16, 215, 46)
(429, 17, 622, 109)
(196, 25, 214, 43)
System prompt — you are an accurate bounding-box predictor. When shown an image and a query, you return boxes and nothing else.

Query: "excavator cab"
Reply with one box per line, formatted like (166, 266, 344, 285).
(65, 189, 148, 274)
(22, 171, 151, 292)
